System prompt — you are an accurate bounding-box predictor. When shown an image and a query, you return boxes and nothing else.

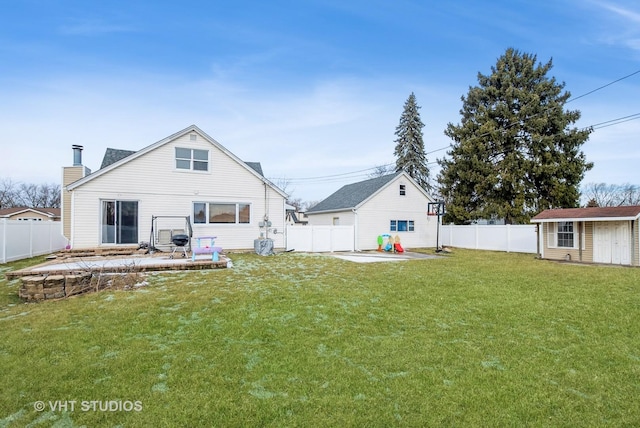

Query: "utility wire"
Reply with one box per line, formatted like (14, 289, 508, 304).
(271, 110, 640, 185)
(566, 69, 640, 104)
(270, 70, 640, 185)
(590, 113, 640, 130)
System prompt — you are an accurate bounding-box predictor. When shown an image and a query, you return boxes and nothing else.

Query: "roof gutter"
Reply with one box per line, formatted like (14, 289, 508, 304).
(531, 215, 640, 223)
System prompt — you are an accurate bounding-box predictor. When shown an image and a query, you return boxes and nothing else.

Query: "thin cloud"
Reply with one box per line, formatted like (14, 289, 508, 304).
(587, 1, 640, 50)
(595, 1, 640, 23)
(59, 20, 137, 36)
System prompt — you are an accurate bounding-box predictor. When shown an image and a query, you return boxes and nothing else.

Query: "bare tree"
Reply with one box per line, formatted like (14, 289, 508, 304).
(17, 183, 40, 207)
(287, 197, 304, 211)
(273, 177, 292, 197)
(619, 184, 640, 206)
(37, 183, 61, 208)
(368, 164, 395, 178)
(582, 183, 640, 207)
(0, 178, 19, 209)
(0, 179, 60, 208)
(303, 200, 321, 210)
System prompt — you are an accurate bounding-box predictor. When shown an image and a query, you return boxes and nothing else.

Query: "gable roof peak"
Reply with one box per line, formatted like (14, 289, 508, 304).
(66, 125, 286, 198)
(307, 171, 409, 213)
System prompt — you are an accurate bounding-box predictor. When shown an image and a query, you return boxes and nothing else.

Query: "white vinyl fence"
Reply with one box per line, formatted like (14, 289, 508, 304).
(286, 225, 354, 252)
(1, 219, 68, 263)
(440, 224, 538, 253)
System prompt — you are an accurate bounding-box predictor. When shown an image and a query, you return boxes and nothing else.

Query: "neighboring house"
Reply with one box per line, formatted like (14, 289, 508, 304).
(305, 171, 437, 251)
(285, 204, 308, 226)
(62, 125, 288, 251)
(473, 217, 506, 225)
(530, 206, 640, 266)
(0, 207, 61, 221)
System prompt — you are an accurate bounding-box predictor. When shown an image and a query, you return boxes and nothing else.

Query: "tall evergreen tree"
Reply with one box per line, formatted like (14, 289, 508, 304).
(394, 93, 430, 191)
(438, 48, 592, 224)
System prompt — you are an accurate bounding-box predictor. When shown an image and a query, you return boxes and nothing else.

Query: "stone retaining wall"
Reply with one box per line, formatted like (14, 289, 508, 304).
(19, 272, 93, 301)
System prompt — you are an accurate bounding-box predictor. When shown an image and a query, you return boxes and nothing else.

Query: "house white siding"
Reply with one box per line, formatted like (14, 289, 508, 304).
(355, 176, 435, 250)
(68, 130, 286, 250)
(306, 173, 436, 251)
(305, 211, 355, 226)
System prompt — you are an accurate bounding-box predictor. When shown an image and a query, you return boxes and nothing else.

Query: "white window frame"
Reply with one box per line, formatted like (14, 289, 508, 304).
(176, 147, 209, 172)
(390, 219, 415, 232)
(547, 221, 583, 249)
(193, 202, 251, 225)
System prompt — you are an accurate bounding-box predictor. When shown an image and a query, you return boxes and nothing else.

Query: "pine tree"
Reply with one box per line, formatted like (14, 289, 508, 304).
(438, 48, 592, 224)
(394, 93, 430, 191)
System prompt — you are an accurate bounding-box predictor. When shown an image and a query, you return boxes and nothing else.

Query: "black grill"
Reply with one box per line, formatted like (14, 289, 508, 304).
(171, 234, 189, 247)
(170, 234, 189, 258)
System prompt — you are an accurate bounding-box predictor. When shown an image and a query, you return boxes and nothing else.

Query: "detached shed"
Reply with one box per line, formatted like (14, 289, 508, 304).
(530, 206, 640, 266)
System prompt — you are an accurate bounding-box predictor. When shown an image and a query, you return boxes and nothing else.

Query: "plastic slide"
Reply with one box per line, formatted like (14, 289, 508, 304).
(394, 242, 404, 253)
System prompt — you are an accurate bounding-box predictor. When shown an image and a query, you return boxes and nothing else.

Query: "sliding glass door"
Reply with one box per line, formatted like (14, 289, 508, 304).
(101, 200, 138, 244)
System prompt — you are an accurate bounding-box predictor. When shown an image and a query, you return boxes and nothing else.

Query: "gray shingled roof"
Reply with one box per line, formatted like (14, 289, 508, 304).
(307, 172, 402, 213)
(100, 149, 265, 177)
(245, 162, 263, 176)
(101, 148, 136, 169)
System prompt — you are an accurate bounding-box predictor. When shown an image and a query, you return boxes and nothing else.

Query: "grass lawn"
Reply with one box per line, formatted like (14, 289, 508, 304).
(1, 249, 639, 427)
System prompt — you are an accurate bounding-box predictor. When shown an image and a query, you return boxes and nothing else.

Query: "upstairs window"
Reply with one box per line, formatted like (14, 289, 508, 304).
(176, 148, 208, 171)
(399, 184, 406, 196)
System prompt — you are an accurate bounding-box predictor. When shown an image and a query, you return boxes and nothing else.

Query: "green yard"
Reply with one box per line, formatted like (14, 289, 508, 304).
(1, 249, 639, 427)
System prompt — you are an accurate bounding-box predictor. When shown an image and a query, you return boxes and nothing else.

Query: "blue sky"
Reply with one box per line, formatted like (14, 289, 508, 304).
(1, 0, 639, 203)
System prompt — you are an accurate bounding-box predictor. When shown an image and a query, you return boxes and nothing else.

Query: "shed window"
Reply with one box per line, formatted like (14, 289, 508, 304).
(547, 222, 576, 248)
(557, 221, 574, 248)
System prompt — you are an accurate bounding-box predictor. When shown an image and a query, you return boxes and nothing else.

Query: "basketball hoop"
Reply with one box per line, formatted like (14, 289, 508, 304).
(427, 201, 446, 253)
(427, 201, 445, 217)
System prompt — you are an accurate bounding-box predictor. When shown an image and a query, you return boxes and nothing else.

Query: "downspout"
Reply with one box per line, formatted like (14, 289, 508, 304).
(70, 190, 75, 249)
(263, 181, 269, 240)
(352, 208, 359, 252)
(283, 198, 288, 251)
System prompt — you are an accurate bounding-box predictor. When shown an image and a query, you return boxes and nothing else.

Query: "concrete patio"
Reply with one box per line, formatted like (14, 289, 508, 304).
(5, 253, 230, 279)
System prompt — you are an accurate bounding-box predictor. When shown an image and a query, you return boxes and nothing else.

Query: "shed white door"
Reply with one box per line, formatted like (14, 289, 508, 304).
(593, 221, 630, 265)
